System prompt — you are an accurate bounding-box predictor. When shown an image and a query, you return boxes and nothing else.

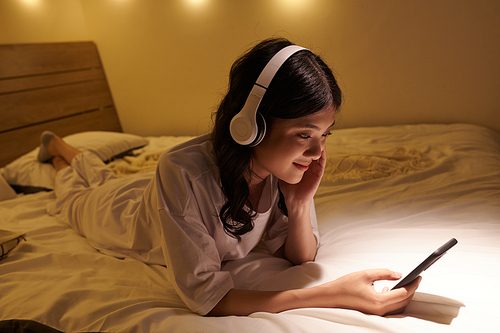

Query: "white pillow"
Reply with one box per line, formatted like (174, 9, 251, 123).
(1, 131, 148, 192)
(0, 173, 17, 201)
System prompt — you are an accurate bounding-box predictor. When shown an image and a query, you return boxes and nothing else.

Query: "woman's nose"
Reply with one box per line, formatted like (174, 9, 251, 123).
(304, 140, 323, 160)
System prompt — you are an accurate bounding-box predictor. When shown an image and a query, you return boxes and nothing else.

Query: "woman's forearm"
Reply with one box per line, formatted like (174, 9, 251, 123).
(207, 270, 421, 317)
(207, 287, 329, 317)
(284, 201, 318, 264)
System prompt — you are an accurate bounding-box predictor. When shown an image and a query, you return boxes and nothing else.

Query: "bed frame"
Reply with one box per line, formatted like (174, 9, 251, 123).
(0, 42, 122, 167)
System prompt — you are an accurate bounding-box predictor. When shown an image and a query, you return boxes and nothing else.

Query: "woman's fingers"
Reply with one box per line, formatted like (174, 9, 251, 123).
(379, 276, 421, 315)
(308, 148, 327, 177)
(365, 269, 403, 283)
(337, 269, 421, 316)
(388, 275, 421, 298)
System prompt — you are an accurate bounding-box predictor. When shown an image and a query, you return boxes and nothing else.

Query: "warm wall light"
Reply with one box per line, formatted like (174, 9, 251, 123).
(20, 0, 40, 5)
(276, 0, 314, 13)
(183, 0, 210, 14)
(18, 0, 42, 12)
(186, 0, 208, 7)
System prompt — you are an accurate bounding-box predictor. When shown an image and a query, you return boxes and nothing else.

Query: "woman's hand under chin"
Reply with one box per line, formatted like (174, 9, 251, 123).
(279, 148, 327, 206)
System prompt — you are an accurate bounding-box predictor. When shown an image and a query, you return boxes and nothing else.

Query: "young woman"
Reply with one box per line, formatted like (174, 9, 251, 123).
(39, 38, 420, 317)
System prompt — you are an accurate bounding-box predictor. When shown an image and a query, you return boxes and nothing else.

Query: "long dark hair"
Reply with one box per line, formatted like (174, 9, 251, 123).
(212, 38, 342, 240)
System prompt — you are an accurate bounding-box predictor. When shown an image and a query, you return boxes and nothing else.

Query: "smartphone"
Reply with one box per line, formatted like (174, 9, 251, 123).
(391, 238, 458, 290)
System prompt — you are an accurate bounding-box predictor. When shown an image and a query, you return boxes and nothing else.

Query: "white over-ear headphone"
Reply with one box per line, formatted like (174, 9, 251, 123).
(229, 45, 307, 146)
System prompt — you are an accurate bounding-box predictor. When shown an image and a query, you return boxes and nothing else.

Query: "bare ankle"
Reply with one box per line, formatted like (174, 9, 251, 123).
(52, 156, 70, 172)
(53, 137, 82, 165)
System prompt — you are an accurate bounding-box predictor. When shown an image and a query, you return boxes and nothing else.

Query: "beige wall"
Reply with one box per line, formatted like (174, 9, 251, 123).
(1, 0, 499, 136)
(0, 0, 87, 43)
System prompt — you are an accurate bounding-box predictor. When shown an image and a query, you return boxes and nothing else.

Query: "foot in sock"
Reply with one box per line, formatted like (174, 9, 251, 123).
(37, 131, 56, 163)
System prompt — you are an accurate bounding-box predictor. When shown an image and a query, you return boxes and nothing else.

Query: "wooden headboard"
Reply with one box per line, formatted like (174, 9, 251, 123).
(0, 42, 122, 167)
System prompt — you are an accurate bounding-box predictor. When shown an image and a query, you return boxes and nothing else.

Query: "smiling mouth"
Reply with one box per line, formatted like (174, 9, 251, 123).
(293, 162, 310, 172)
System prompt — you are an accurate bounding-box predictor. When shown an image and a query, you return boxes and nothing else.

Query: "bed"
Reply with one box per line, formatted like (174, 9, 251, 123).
(1, 42, 499, 333)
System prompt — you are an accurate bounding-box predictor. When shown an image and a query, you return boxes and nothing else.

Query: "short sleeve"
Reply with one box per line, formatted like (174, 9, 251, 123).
(154, 145, 234, 315)
(157, 209, 234, 315)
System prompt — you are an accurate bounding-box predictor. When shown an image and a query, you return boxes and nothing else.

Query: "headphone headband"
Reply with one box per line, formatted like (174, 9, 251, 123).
(255, 45, 306, 89)
(230, 45, 308, 146)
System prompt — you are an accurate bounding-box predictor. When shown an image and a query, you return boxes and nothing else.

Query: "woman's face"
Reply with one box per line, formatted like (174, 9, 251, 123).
(251, 108, 335, 185)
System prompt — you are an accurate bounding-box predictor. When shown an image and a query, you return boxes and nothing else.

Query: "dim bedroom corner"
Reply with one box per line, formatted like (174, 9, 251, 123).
(1, 1, 500, 333)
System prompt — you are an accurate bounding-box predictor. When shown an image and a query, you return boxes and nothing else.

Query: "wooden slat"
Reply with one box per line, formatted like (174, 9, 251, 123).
(0, 79, 114, 132)
(0, 41, 123, 167)
(0, 42, 101, 78)
(0, 107, 122, 167)
(0, 68, 105, 94)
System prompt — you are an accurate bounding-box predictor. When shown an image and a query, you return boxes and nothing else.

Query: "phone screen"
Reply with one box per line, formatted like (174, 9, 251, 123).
(391, 238, 458, 290)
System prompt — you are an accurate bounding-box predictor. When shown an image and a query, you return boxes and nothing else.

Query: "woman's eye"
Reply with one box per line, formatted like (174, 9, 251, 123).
(298, 132, 331, 139)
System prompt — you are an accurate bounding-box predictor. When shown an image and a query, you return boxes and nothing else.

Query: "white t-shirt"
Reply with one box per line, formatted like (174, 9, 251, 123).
(49, 134, 319, 315)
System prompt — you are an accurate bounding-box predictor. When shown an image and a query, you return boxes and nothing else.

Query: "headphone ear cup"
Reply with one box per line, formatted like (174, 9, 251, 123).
(248, 112, 266, 147)
(229, 45, 307, 146)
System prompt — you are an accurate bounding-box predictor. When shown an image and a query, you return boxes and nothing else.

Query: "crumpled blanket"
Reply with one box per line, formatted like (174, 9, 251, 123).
(108, 150, 165, 177)
(108, 147, 435, 183)
(107, 136, 193, 177)
(323, 147, 435, 182)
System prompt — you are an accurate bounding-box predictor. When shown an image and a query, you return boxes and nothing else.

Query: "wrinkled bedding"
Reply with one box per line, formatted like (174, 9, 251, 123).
(1, 124, 499, 332)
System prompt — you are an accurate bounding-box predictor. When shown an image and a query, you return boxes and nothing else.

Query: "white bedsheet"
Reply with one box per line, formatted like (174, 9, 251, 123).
(0, 124, 499, 332)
